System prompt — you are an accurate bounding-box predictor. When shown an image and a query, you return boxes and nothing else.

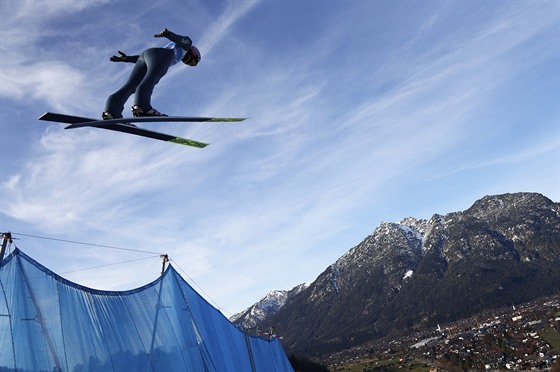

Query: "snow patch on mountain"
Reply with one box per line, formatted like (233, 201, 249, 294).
(403, 270, 414, 280)
(331, 265, 340, 295)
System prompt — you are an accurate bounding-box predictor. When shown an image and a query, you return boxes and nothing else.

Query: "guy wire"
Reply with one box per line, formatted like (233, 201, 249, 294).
(11, 232, 163, 255)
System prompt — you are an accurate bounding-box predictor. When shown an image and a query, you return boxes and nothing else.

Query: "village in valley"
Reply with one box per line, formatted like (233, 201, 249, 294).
(328, 295, 560, 371)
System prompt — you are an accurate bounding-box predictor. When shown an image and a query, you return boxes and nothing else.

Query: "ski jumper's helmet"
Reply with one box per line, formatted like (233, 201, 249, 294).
(182, 46, 201, 66)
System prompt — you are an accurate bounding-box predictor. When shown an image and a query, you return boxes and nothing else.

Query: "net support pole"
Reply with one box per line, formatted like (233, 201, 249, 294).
(0, 232, 12, 262)
(17, 251, 63, 371)
(244, 328, 257, 372)
(147, 256, 168, 371)
(160, 254, 169, 275)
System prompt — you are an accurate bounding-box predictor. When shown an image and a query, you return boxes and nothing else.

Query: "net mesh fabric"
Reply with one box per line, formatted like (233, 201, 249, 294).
(0, 249, 293, 372)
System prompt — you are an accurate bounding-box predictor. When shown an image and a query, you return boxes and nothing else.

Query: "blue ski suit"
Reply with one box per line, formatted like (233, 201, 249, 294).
(104, 31, 193, 118)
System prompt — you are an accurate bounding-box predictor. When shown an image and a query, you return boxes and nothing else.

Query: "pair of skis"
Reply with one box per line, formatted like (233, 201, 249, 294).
(38, 112, 247, 148)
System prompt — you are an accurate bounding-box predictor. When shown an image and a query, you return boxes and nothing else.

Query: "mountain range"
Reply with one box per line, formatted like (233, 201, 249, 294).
(231, 192, 560, 357)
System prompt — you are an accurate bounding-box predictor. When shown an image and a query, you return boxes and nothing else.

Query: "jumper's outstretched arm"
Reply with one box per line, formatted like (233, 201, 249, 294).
(154, 28, 192, 51)
(109, 50, 139, 63)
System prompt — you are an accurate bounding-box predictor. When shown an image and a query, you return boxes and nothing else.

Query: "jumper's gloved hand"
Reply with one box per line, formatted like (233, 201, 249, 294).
(154, 28, 170, 38)
(110, 51, 129, 62)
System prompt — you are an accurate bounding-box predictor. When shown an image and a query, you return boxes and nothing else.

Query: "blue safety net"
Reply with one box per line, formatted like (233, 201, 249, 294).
(0, 249, 293, 372)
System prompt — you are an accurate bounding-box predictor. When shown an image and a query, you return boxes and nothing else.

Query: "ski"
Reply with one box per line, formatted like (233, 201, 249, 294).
(38, 112, 212, 148)
(38, 112, 246, 129)
(98, 123, 209, 148)
(39, 112, 94, 125)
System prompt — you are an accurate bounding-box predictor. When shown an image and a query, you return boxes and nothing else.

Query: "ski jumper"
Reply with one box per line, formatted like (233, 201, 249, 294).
(104, 31, 193, 118)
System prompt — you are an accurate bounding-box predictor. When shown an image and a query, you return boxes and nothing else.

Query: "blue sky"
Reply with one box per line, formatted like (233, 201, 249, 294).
(0, 0, 558, 317)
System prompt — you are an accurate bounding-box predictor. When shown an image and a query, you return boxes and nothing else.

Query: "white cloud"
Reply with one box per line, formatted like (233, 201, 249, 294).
(2, 126, 190, 230)
(198, 1, 261, 55)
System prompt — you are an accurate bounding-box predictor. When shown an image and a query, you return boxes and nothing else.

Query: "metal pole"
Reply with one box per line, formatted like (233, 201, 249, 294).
(160, 254, 169, 275)
(147, 254, 169, 371)
(17, 246, 62, 371)
(244, 327, 257, 372)
(0, 232, 12, 262)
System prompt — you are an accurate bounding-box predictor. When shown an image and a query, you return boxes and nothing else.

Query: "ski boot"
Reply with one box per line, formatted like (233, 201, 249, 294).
(102, 111, 114, 120)
(131, 105, 168, 117)
(103, 111, 136, 126)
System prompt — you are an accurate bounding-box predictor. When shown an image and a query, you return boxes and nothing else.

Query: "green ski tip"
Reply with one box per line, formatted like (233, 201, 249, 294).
(208, 118, 248, 122)
(169, 137, 209, 148)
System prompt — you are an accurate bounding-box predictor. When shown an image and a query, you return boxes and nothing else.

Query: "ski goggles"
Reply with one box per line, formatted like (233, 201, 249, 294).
(182, 46, 201, 66)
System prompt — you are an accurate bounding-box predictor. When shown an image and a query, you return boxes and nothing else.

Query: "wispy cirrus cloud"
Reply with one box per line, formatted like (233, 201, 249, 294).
(198, 1, 261, 55)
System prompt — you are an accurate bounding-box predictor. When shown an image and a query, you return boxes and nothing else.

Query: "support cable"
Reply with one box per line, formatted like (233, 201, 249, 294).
(7, 233, 233, 316)
(57, 255, 161, 275)
(11, 232, 163, 255)
(170, 259, 234, 318)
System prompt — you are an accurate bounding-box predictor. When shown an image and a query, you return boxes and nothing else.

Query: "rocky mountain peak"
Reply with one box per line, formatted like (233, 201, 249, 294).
(466, 192, 556, 220)
(232, 192, 559, 357)
(232, 284, 310, 329)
